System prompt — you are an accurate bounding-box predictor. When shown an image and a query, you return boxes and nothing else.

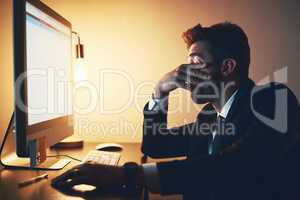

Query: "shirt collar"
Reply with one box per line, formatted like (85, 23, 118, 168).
(218, 90, 238, 119)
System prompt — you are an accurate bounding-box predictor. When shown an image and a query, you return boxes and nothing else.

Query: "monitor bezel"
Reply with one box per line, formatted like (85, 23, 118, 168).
(13, 0, 73, 157)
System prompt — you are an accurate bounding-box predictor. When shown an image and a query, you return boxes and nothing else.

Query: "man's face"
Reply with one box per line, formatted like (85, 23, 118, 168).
(187, 41, 221, 104)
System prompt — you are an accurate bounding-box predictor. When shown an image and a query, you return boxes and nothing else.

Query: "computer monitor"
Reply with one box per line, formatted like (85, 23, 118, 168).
(12, 0, 73, 168)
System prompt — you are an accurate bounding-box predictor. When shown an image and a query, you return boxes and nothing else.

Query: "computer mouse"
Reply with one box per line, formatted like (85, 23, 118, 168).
(95, 143, 123, 152)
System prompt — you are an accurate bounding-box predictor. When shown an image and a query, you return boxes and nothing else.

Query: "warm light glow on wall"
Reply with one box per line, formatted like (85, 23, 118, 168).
(41, 0, 300, 143)
(43, 0, 207, 142)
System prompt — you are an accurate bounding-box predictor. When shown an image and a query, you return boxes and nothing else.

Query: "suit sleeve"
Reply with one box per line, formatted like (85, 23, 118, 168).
(142, 102, 199, 158)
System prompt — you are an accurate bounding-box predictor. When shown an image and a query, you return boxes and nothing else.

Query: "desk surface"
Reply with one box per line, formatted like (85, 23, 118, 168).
(0, 142, 180, 200)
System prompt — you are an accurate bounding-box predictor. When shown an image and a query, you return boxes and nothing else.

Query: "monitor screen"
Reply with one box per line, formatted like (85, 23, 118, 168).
(13, 0, 73, 157)
(26, 2, 72, 126)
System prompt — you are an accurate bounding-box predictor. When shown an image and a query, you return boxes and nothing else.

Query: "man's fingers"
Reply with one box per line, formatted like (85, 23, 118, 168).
(51, 168, 82, 186)
(176, 74, 216, 91)
(184, 63, 206, 69)
(178, 64, 207, 71)
(177, 65, 211, 80)
(177, 70, 211, 83)
(177, 73, 198, 85)
(176, 76, 199, 90)
(62, 177, 85, 188)
(176, 75, 201, 90)
(185, 69, 211, 80)
(52, 181, 86, 197)
(52, 174, 86, 189)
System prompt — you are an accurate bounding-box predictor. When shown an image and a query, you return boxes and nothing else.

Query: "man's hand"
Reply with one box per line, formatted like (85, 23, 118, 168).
(51, 162, 125, 196)
(154, 64, 212, 98)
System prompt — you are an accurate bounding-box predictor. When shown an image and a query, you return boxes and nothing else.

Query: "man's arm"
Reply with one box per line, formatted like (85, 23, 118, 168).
(142, 100, 196, 158)
(141, 64, 211, 158)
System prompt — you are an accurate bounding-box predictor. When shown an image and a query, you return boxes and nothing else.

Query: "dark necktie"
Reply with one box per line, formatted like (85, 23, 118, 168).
(208, 115, 225, 155)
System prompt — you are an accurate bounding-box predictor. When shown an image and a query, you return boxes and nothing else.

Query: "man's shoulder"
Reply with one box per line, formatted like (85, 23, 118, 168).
(248, 82, 299, 134)
(251, 82, 299, 109)
(253, 82, 294, 97)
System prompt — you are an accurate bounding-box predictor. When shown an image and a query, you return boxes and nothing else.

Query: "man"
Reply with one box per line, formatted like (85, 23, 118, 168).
(52, 22, 300, 200)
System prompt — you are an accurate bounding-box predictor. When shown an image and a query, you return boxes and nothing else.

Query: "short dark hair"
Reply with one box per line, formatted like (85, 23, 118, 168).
(182, 22, 250, 78)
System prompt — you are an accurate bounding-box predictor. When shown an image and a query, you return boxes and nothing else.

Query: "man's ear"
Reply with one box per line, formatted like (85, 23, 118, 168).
(220, 58, 237, 77)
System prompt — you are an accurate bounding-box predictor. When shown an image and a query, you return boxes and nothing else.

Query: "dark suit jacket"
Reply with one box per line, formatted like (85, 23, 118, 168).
(142, 79, 300, 200)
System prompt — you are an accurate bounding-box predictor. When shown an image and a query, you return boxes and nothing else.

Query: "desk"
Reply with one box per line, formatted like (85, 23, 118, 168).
(0, 143, 181, 200)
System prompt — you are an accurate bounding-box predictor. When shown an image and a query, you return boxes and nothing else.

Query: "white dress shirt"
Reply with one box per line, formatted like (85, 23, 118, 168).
(143, 90, 238, 193)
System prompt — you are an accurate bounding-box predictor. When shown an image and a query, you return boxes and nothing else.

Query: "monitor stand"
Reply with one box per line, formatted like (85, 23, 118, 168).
(0, 113, 71, 170)
(1, 155, 71, 170)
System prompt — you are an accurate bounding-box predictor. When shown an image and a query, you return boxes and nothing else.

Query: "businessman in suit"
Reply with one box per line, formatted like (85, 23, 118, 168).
(52, 22, 300, 200)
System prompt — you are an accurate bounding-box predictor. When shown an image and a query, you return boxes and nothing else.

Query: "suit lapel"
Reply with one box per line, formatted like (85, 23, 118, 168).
(210, 79, 255, 155)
